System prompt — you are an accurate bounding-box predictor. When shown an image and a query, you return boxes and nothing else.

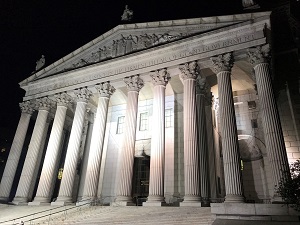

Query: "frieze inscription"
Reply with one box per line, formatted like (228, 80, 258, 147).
(26, 32, 260, 97)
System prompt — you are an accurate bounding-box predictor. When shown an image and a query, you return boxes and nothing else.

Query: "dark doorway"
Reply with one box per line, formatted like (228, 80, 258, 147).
(132, 156, 150, 205)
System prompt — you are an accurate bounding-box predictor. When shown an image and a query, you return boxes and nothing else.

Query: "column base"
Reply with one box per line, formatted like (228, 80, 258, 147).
(224, 194, 244, 203)
(12, 197, 28, 205)
(180, 195, 201, 206)
(51, 196, 74, 206)
(147, 195, 164, 202)
(31, 196, 51, 205)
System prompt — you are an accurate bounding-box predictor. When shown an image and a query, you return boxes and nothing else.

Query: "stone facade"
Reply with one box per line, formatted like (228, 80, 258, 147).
(0, 8, 299, 223)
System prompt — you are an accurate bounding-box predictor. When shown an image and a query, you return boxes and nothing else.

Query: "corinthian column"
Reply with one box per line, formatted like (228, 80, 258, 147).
(0, 101, 34, 202)
(13, 97, 52, 204)
(144, 69, 170, 206)
(31, 93, 72, 204)
(211, 53, 244, 203)
(196, 77, 211, 206)
(53, 88, 92, 205)
(116, 75, 144, 205)
(179, 61, 201, 206)
(82, 82, 115, 201)
(248, 45, 289, 201)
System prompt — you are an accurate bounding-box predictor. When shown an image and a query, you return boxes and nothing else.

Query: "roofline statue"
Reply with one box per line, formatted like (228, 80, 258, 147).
(242, 0, 260, 9)
(121, 5, 133, 21)
(35, 55, 45, 71)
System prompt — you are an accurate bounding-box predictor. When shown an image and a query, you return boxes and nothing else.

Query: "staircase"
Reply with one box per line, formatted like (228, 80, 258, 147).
(57, 206, 213, 225)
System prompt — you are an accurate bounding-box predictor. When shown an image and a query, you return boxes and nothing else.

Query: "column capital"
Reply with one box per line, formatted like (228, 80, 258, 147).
(247, 44, 270, 66)
(54, 93, 73, 107)
(95, 82, 116, 97)
(74, 88, 93, 103)
(19, 101, 34, 114)
(124, 75, 144, 92)
(150, 69, 170, 86)
(211, 52, 234, 74)
(179, 61, 199, 80)
(36, 97, 53, 111)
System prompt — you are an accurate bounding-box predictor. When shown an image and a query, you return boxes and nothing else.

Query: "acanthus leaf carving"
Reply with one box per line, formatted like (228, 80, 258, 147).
(179, 61, 199, 80)
(74, 87, 93, 103)
(54, 92, 73, 107)
(124, 75, 144, 92)
(211, 52, 234, 74)
(19, 101, 35, 114)
(150, 69, 171, 86)
(95, 82, 116, 97)
(247, 44, 270, 66)
(35, 97, 54, 111)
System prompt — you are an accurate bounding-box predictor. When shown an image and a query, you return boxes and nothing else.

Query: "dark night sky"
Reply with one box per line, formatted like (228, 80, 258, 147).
(0, 0, 299, 138)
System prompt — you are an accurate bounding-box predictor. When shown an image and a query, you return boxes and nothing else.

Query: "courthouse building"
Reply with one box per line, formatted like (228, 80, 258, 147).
(0, 1, 299, 215)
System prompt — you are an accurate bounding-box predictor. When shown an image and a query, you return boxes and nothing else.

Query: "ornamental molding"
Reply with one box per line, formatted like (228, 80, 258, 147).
(95, 82, 116, 97)
(19, 101, 35, 114)
(23, 28, 267, 100)
(150, 69, 170, 86)
(211, 52, 234, 74)
(179, 61, 199, 80)
(124, 75, 144, 92)
(54, 92, 73, 107)
(247, 44, 270, 66)
(74, 88, 93, 103)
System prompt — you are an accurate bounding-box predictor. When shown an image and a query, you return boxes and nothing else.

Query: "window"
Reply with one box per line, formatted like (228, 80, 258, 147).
(139, 112, 148, 131)
(165, 109, 172, 128)
(117, 116, 125, 134)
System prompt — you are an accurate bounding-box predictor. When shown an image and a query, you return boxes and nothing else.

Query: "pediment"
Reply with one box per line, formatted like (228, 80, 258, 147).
(20, 12, 269, 86)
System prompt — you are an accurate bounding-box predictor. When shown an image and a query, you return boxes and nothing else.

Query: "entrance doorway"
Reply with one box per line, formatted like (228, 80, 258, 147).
(132, 156, 150, 205)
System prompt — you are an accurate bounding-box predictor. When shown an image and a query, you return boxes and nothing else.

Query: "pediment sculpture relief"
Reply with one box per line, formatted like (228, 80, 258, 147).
(64, 32, 189, 71)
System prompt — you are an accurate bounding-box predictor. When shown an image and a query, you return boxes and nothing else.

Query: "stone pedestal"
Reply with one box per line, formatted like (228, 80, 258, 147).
(53, 88, 92, 205)
(116, 75, 144, 205)
(179, 62, 201, 204)
(82, 83, 115, 201)
(32, 93, 72, 204)
(0, 101, 33, 202)
(13, 98, 52, 204)
(211, 53, 244, 203)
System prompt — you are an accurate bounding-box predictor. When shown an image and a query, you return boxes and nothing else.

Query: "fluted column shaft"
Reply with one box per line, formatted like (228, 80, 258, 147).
(0, 102, 33, 201)
(116, 91, 139, 202)
(183, 78, 200, 202)
(248, 46, 290, 199)
(147, 69, 170, 203)
(13, 103, 50, 203)
(33, 101, 69, 203)
(254, 63, 289, 193)
(217, 71, 244, 202)
(116, 75, 144, 203)
(83, 83, 115, 200)
(196, 93, 210, 204)
(54, 88, 92, 204)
